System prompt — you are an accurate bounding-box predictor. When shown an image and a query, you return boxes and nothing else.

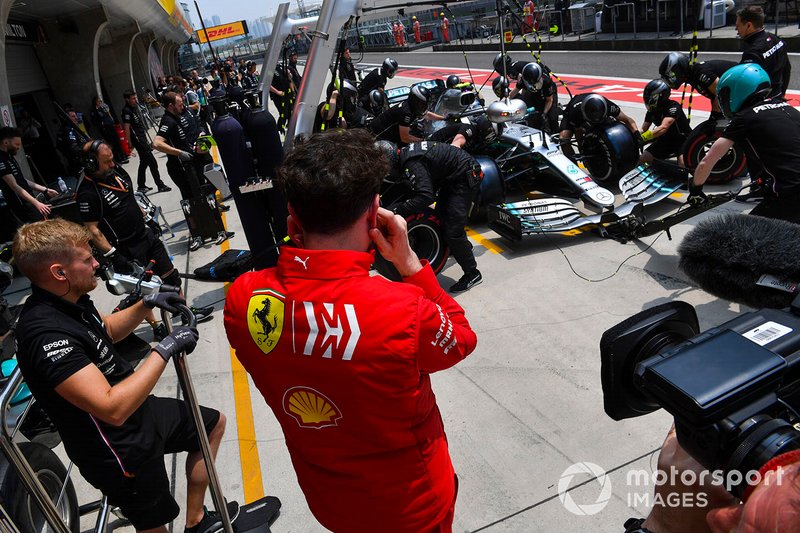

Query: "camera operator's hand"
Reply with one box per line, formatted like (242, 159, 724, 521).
(143, 292, 186, 314)
(104, 247, 134, 274)
(642, 425, 737, 533)
(152, 326, 199, 361)
(705, 460, 800, 533)
(178, 150, 194, 162)
(687, 181, 708, 208)
(369, 207, 423, 278)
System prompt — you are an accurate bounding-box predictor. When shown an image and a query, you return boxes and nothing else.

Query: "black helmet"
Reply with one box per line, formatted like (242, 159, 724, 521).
(408, 84, 430, 116)
(492, 76, 509, 98)
(446, 74, 461, 89)
(643, 79, 671, 111)
(375, 140, 400, 175)
(493, 53, 513, 75)
(659, 52, 690, 89)
(579, 93, 608, 125)
(520, 62, 545, 93)
(376, 140, 399, 164)
(382, 57, 399, 79)
(368, 89, 386, 110)
(475, 115, 497, 144)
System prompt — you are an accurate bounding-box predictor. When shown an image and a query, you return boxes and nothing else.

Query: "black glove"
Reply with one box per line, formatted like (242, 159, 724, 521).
(709, 110, 725, 122)
(152, 326, 199, 361)
(143, 292, 186, 314)
(444, 112, 458, 122)
(687, 181, 708, 207)
(178, 150, 194, 162)
(113, 293, 141, 313)
(105, 248, 133, 274)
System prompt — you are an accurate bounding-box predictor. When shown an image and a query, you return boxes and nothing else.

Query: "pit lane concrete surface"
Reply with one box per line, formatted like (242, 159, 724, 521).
(2, 49, 784, 532)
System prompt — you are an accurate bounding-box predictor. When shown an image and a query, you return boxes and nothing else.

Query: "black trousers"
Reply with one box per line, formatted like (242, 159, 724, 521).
(165, 154, 215, 202)
(750, 193, 800, 224)
(271, 95, 292, 133)
(133, 142, 164, 189)
(436, 184, 479, 274)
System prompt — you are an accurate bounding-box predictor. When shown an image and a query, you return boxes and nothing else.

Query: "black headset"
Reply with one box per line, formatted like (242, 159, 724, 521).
(81, 139, 104, 174)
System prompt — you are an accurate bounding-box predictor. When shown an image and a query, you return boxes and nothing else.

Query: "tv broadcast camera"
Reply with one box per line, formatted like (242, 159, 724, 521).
(601, 213, 800, 497)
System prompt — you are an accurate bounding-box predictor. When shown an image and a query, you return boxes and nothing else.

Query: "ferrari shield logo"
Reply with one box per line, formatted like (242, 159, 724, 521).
(247, 289, 285, 355)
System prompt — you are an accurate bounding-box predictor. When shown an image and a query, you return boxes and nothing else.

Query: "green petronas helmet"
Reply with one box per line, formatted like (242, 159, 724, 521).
(716, 63, 771, 119)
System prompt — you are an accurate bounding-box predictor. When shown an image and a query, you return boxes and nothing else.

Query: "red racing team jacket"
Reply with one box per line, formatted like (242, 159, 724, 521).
(224, 247, 477, 532)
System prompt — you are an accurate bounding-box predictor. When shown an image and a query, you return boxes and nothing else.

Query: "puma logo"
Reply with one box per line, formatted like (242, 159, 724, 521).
(294, 256, 309, 269)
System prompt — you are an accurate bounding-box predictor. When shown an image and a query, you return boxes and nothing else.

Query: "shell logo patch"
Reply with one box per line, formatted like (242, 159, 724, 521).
(247, 289, 285, 355)
(282, 386, 342, 429)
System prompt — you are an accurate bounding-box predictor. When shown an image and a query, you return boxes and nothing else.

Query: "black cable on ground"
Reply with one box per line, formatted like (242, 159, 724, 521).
(528, 204, 691, 283)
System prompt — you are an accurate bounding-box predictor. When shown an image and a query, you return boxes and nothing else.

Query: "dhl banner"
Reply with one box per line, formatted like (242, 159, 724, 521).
(197, 20, 249, 43)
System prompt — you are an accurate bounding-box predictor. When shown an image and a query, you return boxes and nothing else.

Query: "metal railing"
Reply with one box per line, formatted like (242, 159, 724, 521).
(611, 3, 637, 39)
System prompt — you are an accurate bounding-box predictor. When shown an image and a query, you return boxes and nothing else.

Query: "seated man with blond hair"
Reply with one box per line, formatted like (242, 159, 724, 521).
(13, 218, 236, 533)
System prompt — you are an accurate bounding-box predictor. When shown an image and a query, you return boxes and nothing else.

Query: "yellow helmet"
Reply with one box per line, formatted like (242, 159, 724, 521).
(440, 12, 445, 16)
(412, 16, 417, 20)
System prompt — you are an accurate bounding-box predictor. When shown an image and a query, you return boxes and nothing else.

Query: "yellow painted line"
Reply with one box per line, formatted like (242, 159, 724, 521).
(466, 227, 504, 254)
(218, 197, 266, 502)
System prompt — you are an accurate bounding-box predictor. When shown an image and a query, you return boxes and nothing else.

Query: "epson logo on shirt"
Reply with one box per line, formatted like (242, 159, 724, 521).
(43, 339, 69, 351)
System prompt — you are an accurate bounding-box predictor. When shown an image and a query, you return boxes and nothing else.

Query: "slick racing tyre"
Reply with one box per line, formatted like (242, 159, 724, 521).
(580, 123, 640, 183)
(0, 442, 79, 532)
(470, 156, 504, 221)
(374, 209, 449, 281)
(682, 120, 746, 184)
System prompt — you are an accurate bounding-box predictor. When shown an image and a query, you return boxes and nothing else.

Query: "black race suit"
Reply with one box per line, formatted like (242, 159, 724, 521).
(722, 99, 800, 224)
(560, 93, 622, 133)
(688, 60, 737, 100)
(517, 75, 559, 132)
(643, 100, 691, 160)
(358, 68, 389, 107)
(427, 123, 482, 153)
(393, 142, 482, 273)
(368, 102, 416, 145)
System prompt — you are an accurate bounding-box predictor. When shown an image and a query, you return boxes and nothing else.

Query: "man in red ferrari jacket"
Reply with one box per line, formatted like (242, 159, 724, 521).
(224, 129, 477, 532)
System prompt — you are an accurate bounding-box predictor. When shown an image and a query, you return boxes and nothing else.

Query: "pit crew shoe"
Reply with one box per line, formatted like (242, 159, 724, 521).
(157, 184, 172, 193)
(450, 270, 482, 293)
(214, 231, 234, 245)
(137, 186, 153, 193)
(189, 237, 203, 251)
(184, 501, 240, 533)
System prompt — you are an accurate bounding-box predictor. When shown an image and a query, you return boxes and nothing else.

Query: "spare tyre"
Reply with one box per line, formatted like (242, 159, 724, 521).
(374, 208, 449, 281)
(580, 122, 640, 183)
(682, 119, 746, 184)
